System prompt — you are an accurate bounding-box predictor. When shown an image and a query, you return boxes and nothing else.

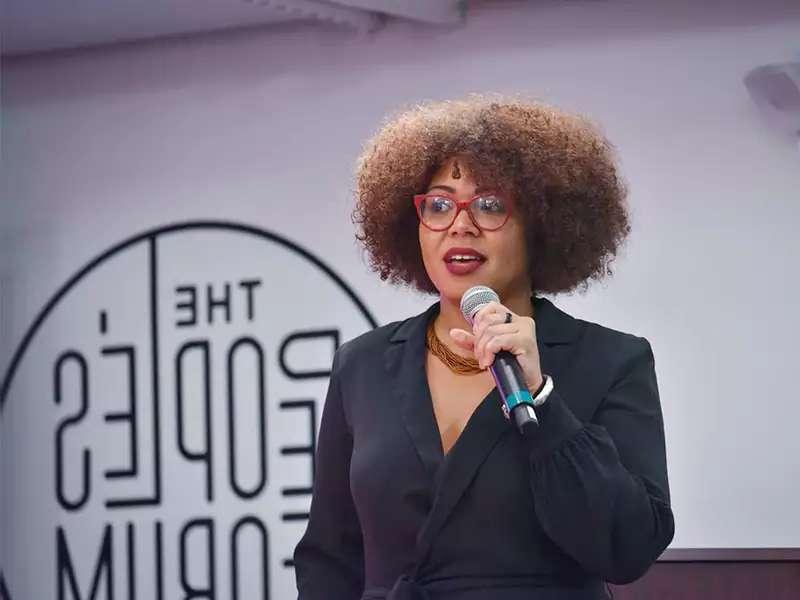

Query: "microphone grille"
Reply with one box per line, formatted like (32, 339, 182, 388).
(460, 286, 499, 324)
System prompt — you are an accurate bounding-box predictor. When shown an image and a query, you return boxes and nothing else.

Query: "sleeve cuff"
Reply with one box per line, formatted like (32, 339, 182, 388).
(523, 388, 584, 461)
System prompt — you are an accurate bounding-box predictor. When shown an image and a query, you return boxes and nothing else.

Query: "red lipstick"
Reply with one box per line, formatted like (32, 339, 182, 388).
(443, 247, 486, 276)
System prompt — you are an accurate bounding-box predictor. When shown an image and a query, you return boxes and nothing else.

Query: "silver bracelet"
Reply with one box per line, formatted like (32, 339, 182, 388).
(531, 374, 554, 407)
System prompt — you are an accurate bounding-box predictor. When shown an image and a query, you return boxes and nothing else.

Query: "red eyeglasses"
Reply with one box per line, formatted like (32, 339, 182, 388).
(413, 191, 513, 231)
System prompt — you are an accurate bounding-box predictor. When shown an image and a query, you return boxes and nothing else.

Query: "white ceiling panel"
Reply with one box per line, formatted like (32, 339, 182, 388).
(0, 0, 466, 56)
(0, 0, 383, 56)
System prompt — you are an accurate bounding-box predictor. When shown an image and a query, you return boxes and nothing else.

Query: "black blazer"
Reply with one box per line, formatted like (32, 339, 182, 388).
(294, 295, 674, 600)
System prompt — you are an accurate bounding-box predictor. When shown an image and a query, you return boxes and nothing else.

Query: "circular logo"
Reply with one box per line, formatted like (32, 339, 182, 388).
(0, 221, 376, 599)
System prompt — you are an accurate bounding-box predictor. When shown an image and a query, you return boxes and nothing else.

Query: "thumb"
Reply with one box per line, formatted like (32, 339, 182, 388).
(449, 328, 475, 350)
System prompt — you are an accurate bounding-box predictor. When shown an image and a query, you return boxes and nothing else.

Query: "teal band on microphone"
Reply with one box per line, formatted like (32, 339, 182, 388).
(504, 389, 533, 411)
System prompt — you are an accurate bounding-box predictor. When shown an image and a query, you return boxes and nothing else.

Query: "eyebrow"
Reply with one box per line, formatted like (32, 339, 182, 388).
(426, 184, 493, 194)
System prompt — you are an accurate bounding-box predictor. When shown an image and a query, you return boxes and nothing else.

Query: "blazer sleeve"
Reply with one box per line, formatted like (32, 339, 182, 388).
(524, 336, 675, 584)
(293, 346, 365, 599)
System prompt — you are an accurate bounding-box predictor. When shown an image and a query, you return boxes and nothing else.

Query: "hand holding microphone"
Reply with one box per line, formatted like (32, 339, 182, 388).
(449, 286, 552, 433)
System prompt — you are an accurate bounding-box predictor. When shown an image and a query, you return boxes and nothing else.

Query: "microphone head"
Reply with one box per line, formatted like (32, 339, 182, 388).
(460, 285, 499, 324)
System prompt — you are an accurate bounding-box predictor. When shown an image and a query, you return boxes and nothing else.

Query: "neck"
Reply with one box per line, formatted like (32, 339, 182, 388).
(434, 285, 535, 357)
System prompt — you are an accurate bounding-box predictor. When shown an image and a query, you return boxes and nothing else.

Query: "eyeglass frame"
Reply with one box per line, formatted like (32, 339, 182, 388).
(412, 191, 514, 232)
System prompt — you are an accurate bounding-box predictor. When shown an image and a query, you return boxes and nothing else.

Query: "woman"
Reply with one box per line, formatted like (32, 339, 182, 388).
(293, 95, 674, 600)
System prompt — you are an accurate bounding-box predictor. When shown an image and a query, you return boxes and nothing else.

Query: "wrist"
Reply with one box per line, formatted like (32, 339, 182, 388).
(528, 375, 546, 396)
(529, 374, 554, 407)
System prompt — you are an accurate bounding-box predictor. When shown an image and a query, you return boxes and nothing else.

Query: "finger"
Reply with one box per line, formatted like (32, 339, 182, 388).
(474, 324, 518, 367)
(472, 301, 504, 330)
(474, 322, 517, 359)
(473, 307, 512, 338)
(480, 332, 525, 368)
(472, 315, 520, 339)
(448, 328, 475, 351)
(479, 315, 536, 342)
(473, 310, 504, 337)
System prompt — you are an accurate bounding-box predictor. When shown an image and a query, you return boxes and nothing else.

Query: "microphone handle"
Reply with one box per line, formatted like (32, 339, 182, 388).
(490, 350, 539, 433)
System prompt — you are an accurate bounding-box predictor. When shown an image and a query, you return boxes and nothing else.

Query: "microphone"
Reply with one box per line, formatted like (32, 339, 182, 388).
(460, 286, 539, 433)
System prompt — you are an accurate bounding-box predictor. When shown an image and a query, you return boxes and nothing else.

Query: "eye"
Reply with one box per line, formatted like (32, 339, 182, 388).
(428, 196, 454, 213)
(476, 195, 506, 213)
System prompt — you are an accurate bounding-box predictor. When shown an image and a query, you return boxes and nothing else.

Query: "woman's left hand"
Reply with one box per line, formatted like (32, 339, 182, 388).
(449, 301, 544, 393)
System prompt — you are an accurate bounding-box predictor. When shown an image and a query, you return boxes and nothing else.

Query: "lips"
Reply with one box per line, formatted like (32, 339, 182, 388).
(443, 247, 487, 264)
(443, 247, 487, 276)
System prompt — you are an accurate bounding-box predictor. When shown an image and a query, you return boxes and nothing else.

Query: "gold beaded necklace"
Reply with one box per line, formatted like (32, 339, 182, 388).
(425, 318, 483, 375)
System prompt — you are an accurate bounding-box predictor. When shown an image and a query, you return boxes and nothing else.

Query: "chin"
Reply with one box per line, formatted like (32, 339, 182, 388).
(436, 277, 490, 303)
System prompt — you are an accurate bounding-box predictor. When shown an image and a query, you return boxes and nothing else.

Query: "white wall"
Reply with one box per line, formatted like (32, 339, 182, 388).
(2, 0, 800, 596)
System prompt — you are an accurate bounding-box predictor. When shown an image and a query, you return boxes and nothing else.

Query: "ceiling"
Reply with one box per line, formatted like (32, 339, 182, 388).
(0, 0, 467, 56)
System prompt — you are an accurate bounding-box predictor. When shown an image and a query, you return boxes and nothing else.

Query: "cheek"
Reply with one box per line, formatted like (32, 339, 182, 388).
(509, 234, 527, 261)
(509, 222, 528, 254)
(419, 228, 449, 283)
(495, 230, 528, 271)
(418, 228, 435, 269)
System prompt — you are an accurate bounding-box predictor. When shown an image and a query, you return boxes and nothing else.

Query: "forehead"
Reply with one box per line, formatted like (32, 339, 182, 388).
(427, 156, 503, 194)
(431, 156, 469, 178)
(429, 158, 483, 190)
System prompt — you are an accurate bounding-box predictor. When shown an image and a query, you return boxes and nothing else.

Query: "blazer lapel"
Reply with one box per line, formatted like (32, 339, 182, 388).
(385, 301, 444, 482)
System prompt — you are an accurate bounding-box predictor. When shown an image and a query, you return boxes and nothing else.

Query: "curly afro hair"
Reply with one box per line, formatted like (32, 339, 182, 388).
(351, 93, 631, 296)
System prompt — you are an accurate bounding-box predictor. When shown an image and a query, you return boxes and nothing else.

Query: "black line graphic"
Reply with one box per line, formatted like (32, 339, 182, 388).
(0, 220, 378, 409)
(0, 220, 379, 591)
(0, 570, 12, 600)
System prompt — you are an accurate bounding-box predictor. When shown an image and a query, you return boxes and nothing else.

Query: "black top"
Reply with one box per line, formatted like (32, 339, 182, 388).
(294, 296, 674, 600)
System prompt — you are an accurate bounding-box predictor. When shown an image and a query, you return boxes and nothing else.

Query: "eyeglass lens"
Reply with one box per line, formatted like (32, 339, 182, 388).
(418, 195, 509, 230)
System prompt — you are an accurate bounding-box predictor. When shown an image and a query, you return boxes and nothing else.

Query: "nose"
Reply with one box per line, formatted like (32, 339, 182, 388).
(449, 205, 480, 236)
